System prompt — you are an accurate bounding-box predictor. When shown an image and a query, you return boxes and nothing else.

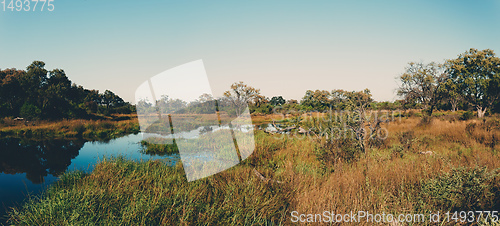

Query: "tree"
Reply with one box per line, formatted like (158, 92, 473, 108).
(223, 81, 261, 115)
(252, 94, 268, 108)
(102, 90, 125, 109)
(23, 61, 48, 105)
(0, 69, 24, 115)
(446, 48, 500, 118)
(442, 78, 462, 112)
(344, 89, 373, 111)
(20, 102, 41, 120)
(270, 96, 285, 106)
(0, 61, 134, 119)
(300, 90, 330, 111)
(41, 69, 73, 118)
(330, 89, 349, 110)
(397, 62, 448, 116)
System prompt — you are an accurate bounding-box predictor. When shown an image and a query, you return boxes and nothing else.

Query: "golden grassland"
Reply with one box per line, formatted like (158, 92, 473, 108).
(0, 114, 140, 140)
(7, 115, 500, 225)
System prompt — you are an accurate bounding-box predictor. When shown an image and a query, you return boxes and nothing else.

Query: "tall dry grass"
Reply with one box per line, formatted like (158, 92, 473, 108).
(0, 116, 139, 140)
(8, 116, 500, 225)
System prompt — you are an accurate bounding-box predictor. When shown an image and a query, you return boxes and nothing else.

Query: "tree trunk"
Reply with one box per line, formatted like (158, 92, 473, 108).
(427, 104, 435, 116)
(477, 106, 487, 118)
(451, 101, 458, 112)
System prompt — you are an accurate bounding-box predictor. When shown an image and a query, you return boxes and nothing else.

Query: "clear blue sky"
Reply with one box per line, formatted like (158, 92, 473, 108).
(1, 0, 499, 103)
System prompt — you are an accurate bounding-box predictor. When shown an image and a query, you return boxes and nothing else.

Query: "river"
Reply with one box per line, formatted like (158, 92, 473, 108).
(0, 132, 178, 224)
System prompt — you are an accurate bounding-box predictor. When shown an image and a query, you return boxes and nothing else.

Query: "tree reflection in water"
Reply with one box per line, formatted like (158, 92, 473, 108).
(0, 138, 84, 184)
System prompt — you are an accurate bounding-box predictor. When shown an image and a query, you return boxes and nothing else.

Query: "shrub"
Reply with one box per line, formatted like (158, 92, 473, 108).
(483, 118, 500, 132)
(418, 115, 432, 127)
(421, 167, 499, 211)
(316, 137, 360, 171)
(460, 111, 474, 121)
(398, 130, 415, 152)
(465, 122, 476, 136)
(390, 144, 404, 158)
(19, 103, 41, 120)
(73, 123, 86, 136)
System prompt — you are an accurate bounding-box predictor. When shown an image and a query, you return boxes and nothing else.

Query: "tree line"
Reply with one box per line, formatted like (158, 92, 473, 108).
(229, 48, 500, 117)
(5, 47, 499, 121)
(397, 48, 500, 118)
(0, 61, 134, 120)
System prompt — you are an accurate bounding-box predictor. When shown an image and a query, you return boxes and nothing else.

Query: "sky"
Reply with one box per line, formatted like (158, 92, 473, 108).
(1, 0, 499, 103)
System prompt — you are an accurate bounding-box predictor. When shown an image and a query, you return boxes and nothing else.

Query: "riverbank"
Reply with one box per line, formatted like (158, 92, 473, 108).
(0, 115, 140, 140)
(7, 116, 500, 225)
(7, 156, 291, 225)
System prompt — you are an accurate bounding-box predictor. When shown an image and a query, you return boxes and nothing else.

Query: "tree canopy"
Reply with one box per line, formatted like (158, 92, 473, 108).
(0, 61, 134, 119)
(396, 62, 447, 116)
(446, 48, 500, 117)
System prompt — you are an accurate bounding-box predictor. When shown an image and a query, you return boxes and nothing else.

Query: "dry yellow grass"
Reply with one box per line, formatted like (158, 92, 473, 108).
(8, 115, 500, 225)
(252, 116, 500, 225)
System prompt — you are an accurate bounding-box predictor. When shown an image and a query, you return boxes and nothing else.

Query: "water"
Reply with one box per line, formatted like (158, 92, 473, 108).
(0, 124, 260, 223)
(0, 132, 179, 223)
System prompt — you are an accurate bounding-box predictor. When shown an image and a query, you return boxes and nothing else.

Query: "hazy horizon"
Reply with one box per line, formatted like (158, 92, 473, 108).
(1, 0, 499, 103)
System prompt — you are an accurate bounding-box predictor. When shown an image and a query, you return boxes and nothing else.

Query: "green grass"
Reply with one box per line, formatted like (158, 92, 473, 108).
(140, 139, 179, 155)
(7, 157, 291, 225)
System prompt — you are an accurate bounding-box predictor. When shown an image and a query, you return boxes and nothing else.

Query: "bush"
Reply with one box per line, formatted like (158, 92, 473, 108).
(390, 144, 404, 158)
(398, 130, 415, 152)
(465, 122, 476, 136)
(316, 137, 360, 171)
(73, 123, 86, 136)
(418, 115, 432, 127)
(19, 103, 41, 120)
(460, 111, 474, 121)
(421, 167, 499, 211)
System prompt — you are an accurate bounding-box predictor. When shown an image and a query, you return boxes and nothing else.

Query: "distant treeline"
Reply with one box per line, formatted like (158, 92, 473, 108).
(0, 61, 134, 120)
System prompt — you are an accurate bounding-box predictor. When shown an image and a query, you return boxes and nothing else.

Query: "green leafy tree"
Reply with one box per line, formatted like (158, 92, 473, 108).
(446, 48, 500, 118)
(20, 102, 41, 120)
(223, 81, 261, 115)
(270, 96, 285, 106)
(102, 90, 125, 109)
(41, 69, 72, 118)
(300, 90, 330, 111)
(344, 89, 373, 111)
(0, 61, 133, 119)
(442, 78, 462, 112)
(397, 62, 447, 116)
(0, 69, 24, 115)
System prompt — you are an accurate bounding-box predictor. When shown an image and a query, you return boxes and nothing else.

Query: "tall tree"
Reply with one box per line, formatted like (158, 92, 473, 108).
(223, 81, 261, 115)
(42, 69, 72, 118)
(270, 96, 285, 106)
(344, 89, 373, 111)
(397, 62, 447, 116)
(102, 90, 125, 109)
(300, 90, 330, 111)
(23, 61, 48, 105)
(0, 69, 24, 115)
(446, 48, 500, 118)
(442, 78, 462, 112)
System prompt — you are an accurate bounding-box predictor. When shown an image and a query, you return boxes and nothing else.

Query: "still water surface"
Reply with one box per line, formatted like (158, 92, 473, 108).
(0, 124, 268, 223)
(0, 133, 178, 222)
